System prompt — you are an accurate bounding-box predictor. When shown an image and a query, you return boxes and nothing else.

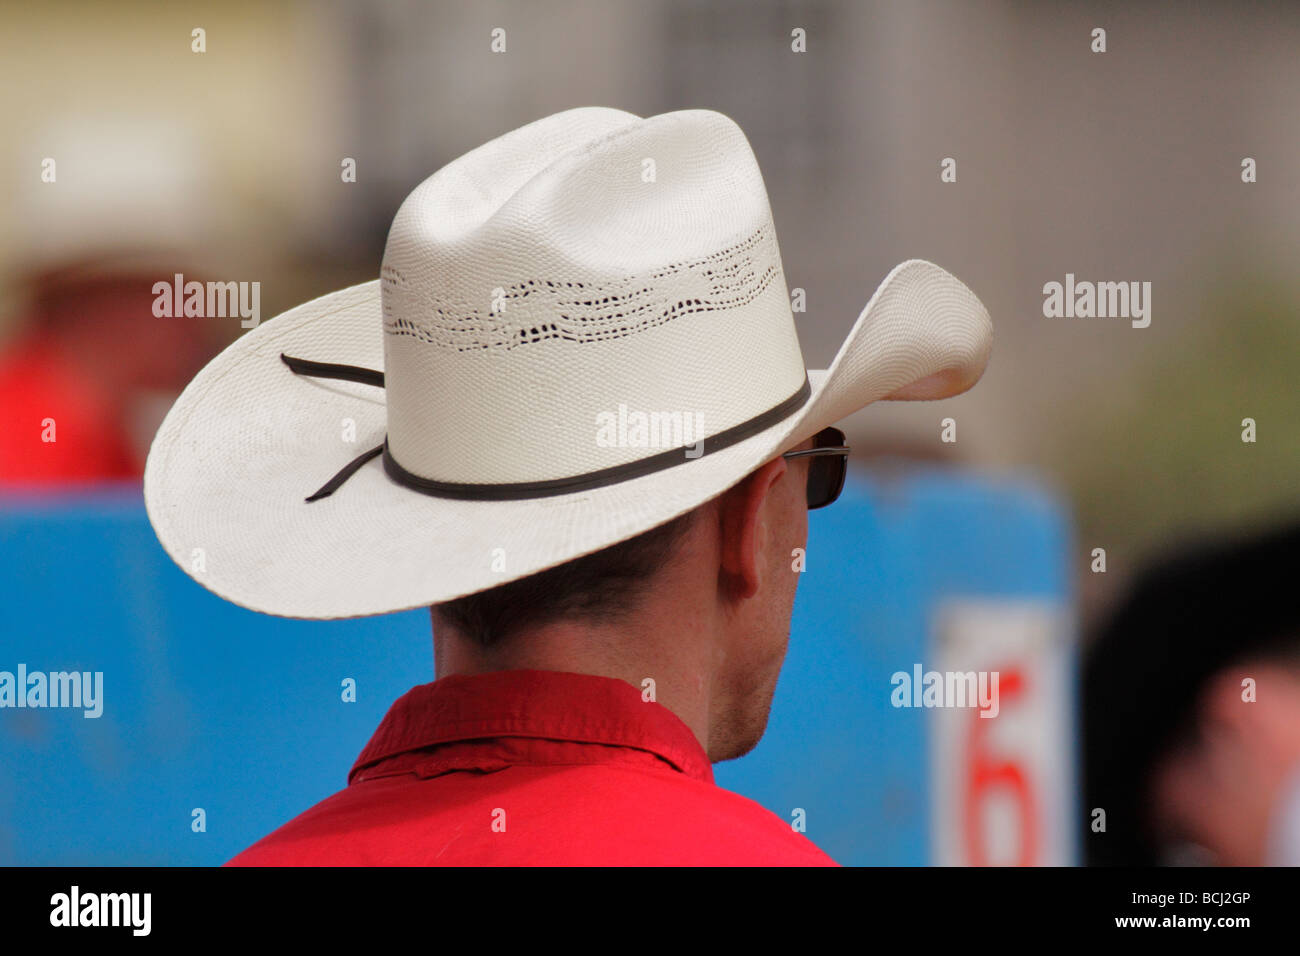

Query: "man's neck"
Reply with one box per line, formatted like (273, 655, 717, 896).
(433, 612, 718, 759)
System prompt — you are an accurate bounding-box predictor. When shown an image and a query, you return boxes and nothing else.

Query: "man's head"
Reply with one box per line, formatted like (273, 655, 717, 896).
(1146, 644, 1300, 866)
(1083, 521, 1300, 865)
(431, 434, 821, 763)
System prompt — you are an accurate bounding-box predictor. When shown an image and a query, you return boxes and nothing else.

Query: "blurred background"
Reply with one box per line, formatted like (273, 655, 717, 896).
(0, 0, 1297, 865)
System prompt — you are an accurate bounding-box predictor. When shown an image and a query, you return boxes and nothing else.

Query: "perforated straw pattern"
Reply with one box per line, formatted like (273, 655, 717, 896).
(382, 224, 779, 353)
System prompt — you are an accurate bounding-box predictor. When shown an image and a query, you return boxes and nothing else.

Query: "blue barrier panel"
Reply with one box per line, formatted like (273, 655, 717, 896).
(0, 487, 430, 865)
(0, 471, 1073, 865)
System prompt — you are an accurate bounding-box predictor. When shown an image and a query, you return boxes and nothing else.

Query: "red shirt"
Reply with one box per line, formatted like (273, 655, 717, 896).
(226, 669, 838, 866)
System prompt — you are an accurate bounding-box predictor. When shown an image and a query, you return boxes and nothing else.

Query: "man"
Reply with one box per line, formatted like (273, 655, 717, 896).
(144, 107, 992, 865)
(1084, 522, 1300, 866)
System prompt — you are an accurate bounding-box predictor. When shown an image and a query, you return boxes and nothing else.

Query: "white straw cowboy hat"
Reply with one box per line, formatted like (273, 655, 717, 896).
(144, 107, 992, 620)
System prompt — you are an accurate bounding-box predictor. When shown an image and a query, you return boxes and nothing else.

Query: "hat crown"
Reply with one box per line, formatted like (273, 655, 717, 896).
(379, 108, 807, 486)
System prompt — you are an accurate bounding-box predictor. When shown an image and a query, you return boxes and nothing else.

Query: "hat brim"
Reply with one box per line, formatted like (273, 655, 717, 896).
(144, 258, 990, 619)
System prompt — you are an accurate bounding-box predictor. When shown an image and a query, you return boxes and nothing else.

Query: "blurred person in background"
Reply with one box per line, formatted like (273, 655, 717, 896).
(0, 117, 238, 488)
(1084, 522, 1300, 866)
(0, 257, 211, 485)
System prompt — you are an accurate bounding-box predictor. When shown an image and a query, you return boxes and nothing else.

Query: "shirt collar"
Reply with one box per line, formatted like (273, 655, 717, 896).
(349, 669, 714, 785)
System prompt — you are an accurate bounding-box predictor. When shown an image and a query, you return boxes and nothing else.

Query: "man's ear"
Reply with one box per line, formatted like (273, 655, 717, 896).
(717, 456, 789, 600)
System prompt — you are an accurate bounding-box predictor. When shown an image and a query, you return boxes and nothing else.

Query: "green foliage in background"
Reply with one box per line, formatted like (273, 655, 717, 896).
(1053, 271, 1299, 562)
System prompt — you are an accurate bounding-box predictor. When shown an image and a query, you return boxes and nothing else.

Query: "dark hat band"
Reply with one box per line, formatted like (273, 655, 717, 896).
(280, 353, 811, 503)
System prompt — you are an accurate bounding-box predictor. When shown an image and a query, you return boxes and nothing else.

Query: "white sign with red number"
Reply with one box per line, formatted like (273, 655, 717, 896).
(929, 599, 1075, 866)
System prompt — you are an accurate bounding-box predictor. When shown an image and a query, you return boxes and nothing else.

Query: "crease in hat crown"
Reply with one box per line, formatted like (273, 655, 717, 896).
(377, 108, 809, 487)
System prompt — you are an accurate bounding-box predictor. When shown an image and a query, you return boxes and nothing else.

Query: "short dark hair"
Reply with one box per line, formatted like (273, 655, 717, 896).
(432, 508, 700, 647)
(1082, 519, 1300, 865)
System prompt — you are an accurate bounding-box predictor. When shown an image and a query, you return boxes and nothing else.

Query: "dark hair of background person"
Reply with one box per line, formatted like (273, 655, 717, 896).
(1082, 520, 1300, 866)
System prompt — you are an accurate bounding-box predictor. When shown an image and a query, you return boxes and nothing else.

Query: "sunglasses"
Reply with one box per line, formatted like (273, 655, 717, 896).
(782, 426, 850, 510)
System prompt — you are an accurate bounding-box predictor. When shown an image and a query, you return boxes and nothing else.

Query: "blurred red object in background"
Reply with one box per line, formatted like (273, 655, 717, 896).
(0, 264, 211, 487)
